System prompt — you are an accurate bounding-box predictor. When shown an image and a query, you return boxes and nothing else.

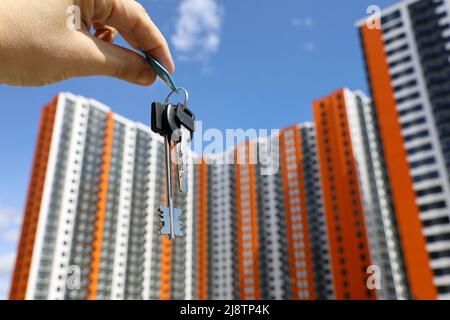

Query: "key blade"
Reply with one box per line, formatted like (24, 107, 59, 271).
(177, 167, 185, 193)
(176, 143, 186, 193)
(181, 126, 190, 193)
(173, 208, 184, 237)
(158, 205, 183, 238)
(178, 161, 188, 193)
(177, 126, 191, 193)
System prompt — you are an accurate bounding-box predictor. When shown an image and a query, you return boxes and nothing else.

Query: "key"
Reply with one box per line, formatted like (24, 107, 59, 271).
(151, 102, 190, 239)
(159, 205, 183, 237)
(157, 135, 183, 239)
(175, 126, 190, 193)
(150, 88, 194, 238)
(172, 105, 195, 193)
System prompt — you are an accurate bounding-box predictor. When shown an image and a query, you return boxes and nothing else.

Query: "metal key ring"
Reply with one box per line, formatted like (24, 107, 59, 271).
(165, 87, 189, 109)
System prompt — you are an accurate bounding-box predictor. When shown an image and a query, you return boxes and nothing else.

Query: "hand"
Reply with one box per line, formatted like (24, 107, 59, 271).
(0, 0, 174, 87)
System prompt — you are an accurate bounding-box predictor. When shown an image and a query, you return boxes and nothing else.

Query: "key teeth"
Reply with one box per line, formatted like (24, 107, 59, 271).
(158, 205, 171, 236)
(175, 127, 189, 194)
(157, 205, 184, 237)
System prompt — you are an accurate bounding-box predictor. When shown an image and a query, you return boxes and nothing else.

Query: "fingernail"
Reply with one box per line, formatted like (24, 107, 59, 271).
(157, 56, 175, 74)
(138, 69, 155, 85)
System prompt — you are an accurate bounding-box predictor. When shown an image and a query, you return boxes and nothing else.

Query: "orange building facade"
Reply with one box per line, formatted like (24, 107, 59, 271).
(9, 93, 205, 300)
(279, 127, 316, 300)
(13, 79, 444, 300)
(9, 99, 58, 300)
(356, 0, 450, 298)
(313, 89, 377, 300)
(359, 25, 436, 300)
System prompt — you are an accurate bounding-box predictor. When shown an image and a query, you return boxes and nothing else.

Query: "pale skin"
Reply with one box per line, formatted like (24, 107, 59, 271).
(0, 0, 175, 87)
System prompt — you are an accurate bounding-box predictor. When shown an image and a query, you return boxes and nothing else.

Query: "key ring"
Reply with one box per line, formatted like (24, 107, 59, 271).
(165, 87, 189, 109)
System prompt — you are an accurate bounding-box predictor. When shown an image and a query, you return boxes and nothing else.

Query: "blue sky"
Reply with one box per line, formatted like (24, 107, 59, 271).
(0, 0, 398, 298)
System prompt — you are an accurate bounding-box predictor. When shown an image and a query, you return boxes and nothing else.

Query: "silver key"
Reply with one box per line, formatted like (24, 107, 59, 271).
(176, 126, 190, 193)
(158, 136, 183, 239)
(158, 205, 183, 237)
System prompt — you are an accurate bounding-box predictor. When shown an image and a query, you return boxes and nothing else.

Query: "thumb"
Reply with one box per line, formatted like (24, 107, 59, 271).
(75, 34, 156, 86)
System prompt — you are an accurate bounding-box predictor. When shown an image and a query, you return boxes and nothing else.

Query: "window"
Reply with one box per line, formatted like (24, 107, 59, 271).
(385, 33, 406, 46)
(397, 92, 420, 104)
(426, 233, 450, 243)
(410, 156, 436, 169)
(434, 268, 450, 277)
(423, 216, 450, 227)
(416, 186, 442, 197)
(381, 10, 401, 25)
(407, 143, 432, 155)
(394, 79, 417, 92)
(404, 129, 429, 142)
(413, 171, 439, 183)
(392, 67, 414, 80)
(383, 21, 404, 34)
(387, 44, 409, 56)
(402, 117, 426, 129)
(431, 250, 450, 259)
(419, 201, 447, 212)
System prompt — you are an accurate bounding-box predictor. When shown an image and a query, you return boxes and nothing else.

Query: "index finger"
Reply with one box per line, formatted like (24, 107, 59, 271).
(92, 0, 175, 73)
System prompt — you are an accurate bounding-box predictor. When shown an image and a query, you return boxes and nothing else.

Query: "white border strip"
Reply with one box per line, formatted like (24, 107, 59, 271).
(142, 136, 159, 300)
(111, 122, 136, 299)
(26, 94, 66, 299)
(48, 96, 89, 299)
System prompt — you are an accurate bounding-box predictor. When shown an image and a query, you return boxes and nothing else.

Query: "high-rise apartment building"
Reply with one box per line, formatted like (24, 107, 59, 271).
(206, 125, 333, 300)
(314, 89, 373, 300)
(9, 0, 450, 302)
(11, 93, 346, 300)
(344, 89, 409, 300)
(13, 89, 416, 300)
(9, 93, 200, 300)
(278, 125, 331, 300)
(314, 88, 410, 300)
(358, 0, 450, 299)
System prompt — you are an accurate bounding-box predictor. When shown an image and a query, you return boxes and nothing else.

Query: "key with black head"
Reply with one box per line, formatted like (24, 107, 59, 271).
(151, 102, 183, 239)
(150, 88, 194, 239)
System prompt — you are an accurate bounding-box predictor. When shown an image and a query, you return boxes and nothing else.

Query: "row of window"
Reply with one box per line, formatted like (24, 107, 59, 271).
(413, 170, 439, 183)
(402, 115, 426, 130)
(407, 142, 432, 155)
(318, 98, 372, 299)
(404, 129, 429, 143)
(397, 91, 420, 105)
(394, 79, 417, 92)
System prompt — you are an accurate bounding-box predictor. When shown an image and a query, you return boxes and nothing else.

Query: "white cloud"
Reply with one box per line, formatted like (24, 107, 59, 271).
(302, 41, 316, 52)
(3, 229, 19, 244)
(0, 253, 15, 278)
(171, 0, 223, 61)
(292, 17, 314, 28)
(0, 204, 21, 230)
(0, 253, 15, 300)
